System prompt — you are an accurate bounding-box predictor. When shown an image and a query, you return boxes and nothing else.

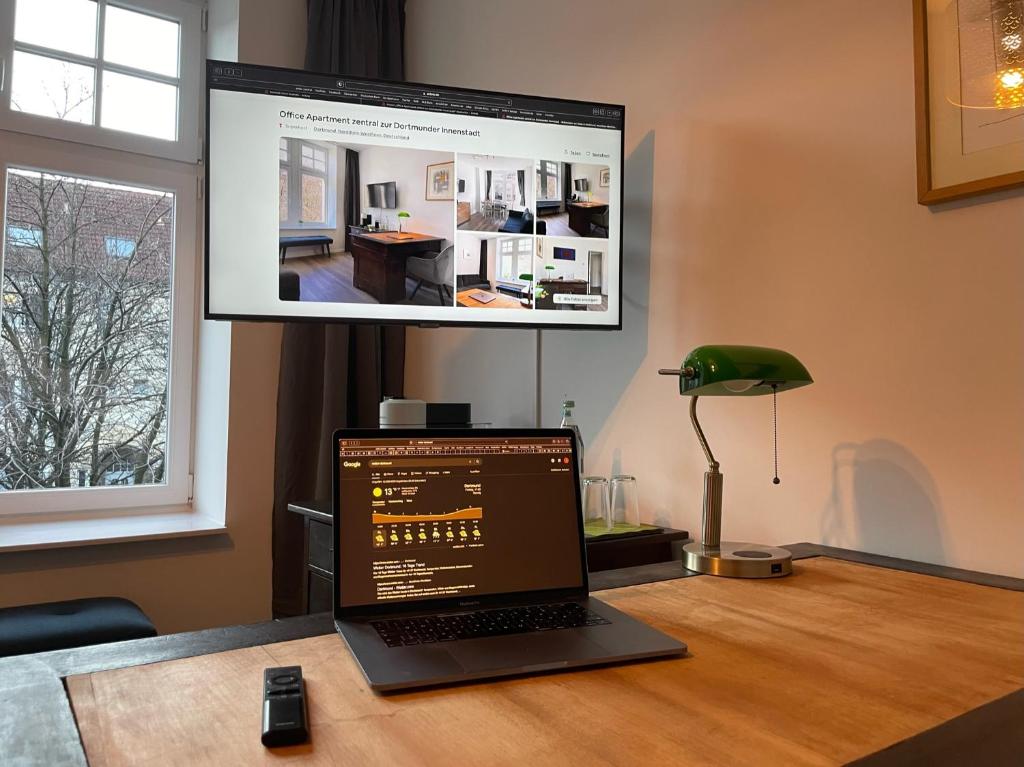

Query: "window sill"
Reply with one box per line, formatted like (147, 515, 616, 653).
(280, 222, 337, 231)
(0, 507, 226, 552)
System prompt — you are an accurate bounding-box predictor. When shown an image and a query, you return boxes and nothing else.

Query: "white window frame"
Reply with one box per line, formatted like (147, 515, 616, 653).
(537, 160, 560, 202)
(0, 8, 203, 520)
(0, 135, 197, 517)
(280, 137, 337, 229)
(498, 237, 532, 281)
(0, 0, 203, 163)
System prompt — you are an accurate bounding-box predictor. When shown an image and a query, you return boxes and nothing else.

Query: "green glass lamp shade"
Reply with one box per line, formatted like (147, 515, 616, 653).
(676, 345, 812, 397)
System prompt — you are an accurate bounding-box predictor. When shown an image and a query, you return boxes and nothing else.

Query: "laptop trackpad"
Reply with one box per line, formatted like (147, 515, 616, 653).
(448, 631, 609, 672)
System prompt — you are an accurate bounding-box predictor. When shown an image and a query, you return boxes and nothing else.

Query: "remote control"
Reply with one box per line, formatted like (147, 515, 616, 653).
(261, 666, 309, 747)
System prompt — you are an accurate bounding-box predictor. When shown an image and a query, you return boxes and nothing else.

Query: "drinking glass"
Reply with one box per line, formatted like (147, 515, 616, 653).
(610, 475, 640, 527)
(582, 476, 611, 530)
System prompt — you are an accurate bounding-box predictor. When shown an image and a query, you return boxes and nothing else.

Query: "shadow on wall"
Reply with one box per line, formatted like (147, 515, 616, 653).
(822, 440, 946, 564)
(541, 130, 656, 435)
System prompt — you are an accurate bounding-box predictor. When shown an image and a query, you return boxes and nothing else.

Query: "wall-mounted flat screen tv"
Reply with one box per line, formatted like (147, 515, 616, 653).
(367, 181, 397, 208)
(206, 60, 624, 329)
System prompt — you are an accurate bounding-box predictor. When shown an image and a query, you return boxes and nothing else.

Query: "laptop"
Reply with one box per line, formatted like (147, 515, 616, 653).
(332, 428, 686, 692)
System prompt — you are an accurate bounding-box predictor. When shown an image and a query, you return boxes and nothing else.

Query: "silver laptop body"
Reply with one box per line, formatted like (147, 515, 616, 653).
(332, 428, 686, 692)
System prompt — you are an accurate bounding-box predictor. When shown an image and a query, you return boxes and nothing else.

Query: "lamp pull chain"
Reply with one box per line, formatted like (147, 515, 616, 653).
(772, 383, 780, 484)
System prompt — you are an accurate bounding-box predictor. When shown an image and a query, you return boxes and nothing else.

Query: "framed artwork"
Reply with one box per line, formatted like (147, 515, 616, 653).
(425, 161, 454, 201)
(914, 0, 1024, 204)
(599, 167, 610, 187)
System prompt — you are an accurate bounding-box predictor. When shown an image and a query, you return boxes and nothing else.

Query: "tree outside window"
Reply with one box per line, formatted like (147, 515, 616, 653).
(0, 169, 173, 490)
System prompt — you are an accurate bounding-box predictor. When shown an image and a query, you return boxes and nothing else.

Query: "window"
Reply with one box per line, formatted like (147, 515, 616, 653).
(2, 170, 172, 492)
(6, 224, 42, 248)
(498, 237, 533, 281)
(537, 161, 560, 201)
(0, 0, 203, 162)
(279, 138, 336, 228)
(105, 235, 137, 258)
(0, 1, 200, 520)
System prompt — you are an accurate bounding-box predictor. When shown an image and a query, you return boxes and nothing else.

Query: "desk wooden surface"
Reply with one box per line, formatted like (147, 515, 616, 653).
(67, 557, 1024, 766)
(456, 289, 525, 309)
(354, 231, 440, 244)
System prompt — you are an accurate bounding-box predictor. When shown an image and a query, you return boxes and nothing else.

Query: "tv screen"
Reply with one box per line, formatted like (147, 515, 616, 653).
(206, 60, 624, 328)
(573, 179, 589, 192)
(368, 181, 397, 208)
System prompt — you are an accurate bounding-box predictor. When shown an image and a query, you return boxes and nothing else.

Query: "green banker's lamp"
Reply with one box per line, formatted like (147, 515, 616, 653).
(659, 345, 813, 578)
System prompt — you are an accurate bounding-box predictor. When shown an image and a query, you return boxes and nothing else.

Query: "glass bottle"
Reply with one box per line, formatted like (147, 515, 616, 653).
(560, 399, 584, 479)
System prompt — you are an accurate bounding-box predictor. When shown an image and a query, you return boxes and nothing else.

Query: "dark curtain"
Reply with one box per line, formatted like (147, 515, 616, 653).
(305, 0, 406, 76)
(484, 170, 492, 200)
(479, 239, 488, 282)
(272, 0, 408, 618)
(343, 148, 359, 251)
(562, 162, 572, 208)
(516, 169, 525, 209)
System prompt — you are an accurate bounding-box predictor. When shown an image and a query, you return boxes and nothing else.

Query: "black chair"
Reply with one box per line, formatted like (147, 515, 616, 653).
(0, 597, 157, 657)
(407, 245, 454, 304)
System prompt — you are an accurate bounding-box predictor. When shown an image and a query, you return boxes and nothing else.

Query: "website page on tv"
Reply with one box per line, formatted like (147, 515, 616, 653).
(206, 63, 623, 327)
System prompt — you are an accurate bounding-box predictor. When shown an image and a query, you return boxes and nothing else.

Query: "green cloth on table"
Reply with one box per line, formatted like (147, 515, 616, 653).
(584, 522, 659, 539)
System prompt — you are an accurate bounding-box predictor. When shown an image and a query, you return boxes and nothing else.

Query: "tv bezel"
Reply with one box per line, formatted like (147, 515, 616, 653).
(552, 246, 576, 261)
(205, 59, 625, 331)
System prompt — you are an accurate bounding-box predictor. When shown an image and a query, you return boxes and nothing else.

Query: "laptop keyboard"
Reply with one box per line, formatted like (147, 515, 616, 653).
(370, 602, 611, 647)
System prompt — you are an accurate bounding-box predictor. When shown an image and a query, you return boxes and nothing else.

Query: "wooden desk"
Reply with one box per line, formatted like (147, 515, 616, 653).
(350, 232, 446, 303)
(456, 288, 525, 309)
(536, 278, 589, 310)
(566, 201, 608, 236)
(65, 557, 1024, 766)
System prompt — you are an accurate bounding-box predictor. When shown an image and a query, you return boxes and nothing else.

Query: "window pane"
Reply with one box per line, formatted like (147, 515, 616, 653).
(11, 51, 95, 124)
(101, 72, 177, 140)
(301, 174, 325, 222)
(104, 5, 180, 78)
(105, 236, 136, 258)
(279, 138, 288, 162)
(14, 0, 97, 58)
(279, 169, 289, 221)
(1, 169, 173, 490)
(5, 226, 43, 248)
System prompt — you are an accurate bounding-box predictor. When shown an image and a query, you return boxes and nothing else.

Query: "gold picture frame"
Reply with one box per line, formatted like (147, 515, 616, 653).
(914, 0, 1024, 204)
(425, 161, 454, 201)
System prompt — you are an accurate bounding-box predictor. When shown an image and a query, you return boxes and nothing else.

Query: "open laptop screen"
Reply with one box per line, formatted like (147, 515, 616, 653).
(335, 431, 585, 611)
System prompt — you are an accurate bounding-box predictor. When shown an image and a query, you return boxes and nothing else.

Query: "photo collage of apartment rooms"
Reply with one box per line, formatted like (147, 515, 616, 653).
(277, 138, 612, 313)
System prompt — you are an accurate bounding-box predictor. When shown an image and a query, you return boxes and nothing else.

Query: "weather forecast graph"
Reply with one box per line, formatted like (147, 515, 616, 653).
(371, 506, 483, 524)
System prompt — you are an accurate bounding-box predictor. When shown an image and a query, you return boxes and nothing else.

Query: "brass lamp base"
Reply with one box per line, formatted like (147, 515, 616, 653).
(683, 541, 792, 578)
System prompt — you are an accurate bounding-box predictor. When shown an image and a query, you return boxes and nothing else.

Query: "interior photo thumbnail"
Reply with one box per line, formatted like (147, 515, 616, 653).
(454, 232, 534, 309)
(534, 236, 609, 311)
(278, 139, 455, 306)
(536, 160, 610, 238)
(456, 154, 537, 234)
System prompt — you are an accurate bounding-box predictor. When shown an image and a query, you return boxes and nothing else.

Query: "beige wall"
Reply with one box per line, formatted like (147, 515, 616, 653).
(405, 0, 1024, 577)
(0, 0, 305, 633)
